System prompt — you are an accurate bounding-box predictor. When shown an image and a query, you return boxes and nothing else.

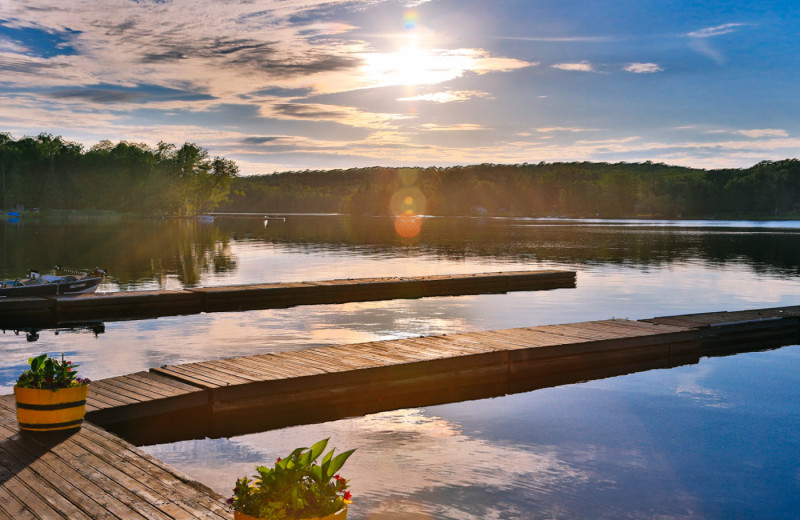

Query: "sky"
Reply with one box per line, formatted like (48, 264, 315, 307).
(1, 0, 799, 176)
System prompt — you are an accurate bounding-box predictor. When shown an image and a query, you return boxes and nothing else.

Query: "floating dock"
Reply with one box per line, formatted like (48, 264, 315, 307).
(88, 305, 800, 445)
(0, 270, 576, 326)
(1, 304, 798, 519)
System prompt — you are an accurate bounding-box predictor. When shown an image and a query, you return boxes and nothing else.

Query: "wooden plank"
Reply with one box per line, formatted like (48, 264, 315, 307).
(203, 357, 286, 379)
(280, 350, 362, 373)
(68, 428, 227, 519)
(302, 347, 381, 370)
(188, 360, 270, 383)
(88, 385, 140, 407)
(266, 353, 336, 376)
(152, 364, 237, 388)
(125, 371, 206, 393)
(219, 356, 298, 379)
(0, 423, 145, 520)
(91, 380, 153, 404)
(112, 374, 190, 399)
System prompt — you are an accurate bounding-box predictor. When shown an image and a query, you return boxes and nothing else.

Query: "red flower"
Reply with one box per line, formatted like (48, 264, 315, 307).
(343, 491, 352, 501)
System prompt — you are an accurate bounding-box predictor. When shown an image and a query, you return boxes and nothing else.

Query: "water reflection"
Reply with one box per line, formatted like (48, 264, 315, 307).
(144, 346, 800, 519)
(2, 216, 800, 518)
(3, 321, 105, 343)
(3, 216, 800, 289)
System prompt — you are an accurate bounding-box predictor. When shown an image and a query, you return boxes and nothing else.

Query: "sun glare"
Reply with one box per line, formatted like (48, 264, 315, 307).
(362, 43, 449, 87)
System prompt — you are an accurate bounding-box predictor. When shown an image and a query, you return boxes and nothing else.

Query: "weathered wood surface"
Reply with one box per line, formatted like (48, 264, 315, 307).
(86, 371, 208, 424)
(149, 319, 697, 416)
(0, 395, 230, 520)
(643, 305, 800, 354)
(0, 270, 576, 326)
(99, 305, 798, 442)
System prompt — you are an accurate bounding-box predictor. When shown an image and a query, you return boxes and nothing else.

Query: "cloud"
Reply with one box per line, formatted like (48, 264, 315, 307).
(687, 23, 746, 38)
(241, 136, 281, 145)
(552, 61, 594, 72)
(359, 48, 534, 90)
(397, 90, 491, 103)
(737, 129, 788, 138)
(267, 102, 409, 129)
(419, 123, 486, 131)
(685, 23, 748, 64)
(625, 63, 662, 73)
(535, 127, 597, 133)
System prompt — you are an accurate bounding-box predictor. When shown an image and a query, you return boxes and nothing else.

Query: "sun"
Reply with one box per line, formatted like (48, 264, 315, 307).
(362, 41, 448, 87)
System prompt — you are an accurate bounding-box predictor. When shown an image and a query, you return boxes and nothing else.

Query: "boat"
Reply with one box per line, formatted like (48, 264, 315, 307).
(0, 266, 106, 298)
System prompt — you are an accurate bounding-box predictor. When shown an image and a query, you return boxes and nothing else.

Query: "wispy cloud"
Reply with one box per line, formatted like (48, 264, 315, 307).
(625, 63, 662, 73)
(552, 61, 594, 72)
(535, 127, 597, 133)
(266, 102, 410, 129)
(737, 129, 788, 138)
(687, 23, 746, 38)
(397, 90, 491, 103)
(419, 123, 486, 131)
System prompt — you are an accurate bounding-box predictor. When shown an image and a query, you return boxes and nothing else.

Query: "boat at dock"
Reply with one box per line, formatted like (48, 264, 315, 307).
(0, 266, 106, 298)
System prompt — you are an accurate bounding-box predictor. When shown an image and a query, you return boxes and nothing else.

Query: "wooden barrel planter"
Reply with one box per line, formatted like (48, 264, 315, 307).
(14, 385, 89, 432)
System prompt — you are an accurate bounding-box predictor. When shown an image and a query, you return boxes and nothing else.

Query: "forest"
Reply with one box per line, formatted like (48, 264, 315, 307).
(3, 132, 800, 219)
(224, 159, 800, 219)
(0, 133, 238, 216)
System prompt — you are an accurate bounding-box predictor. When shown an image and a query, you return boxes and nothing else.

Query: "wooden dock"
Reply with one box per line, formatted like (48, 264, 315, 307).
(0, 395, 230, 520)
(88, 305, 800, 445)
(2, 304, 798, 518)
(0, 270, 575, 327)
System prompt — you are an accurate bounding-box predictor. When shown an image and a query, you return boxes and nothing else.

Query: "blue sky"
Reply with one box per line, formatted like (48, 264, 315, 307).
(1, 0, 798, 175)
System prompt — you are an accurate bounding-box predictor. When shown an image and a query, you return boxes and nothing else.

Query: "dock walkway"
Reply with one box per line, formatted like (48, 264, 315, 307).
(2, 305, 798, 518)
(0, 395, 229, 520)
(0, 270, 575, 326)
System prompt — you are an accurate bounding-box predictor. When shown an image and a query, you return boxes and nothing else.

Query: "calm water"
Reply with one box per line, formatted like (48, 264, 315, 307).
(2, 215, 799, 519)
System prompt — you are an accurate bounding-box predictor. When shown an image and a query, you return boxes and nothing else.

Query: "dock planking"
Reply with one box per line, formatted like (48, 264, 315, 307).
(0, 270, 576, 327)
(106, 317, 699, 442)
(92, 305, 799, 444)
(0, 395, 230, 520)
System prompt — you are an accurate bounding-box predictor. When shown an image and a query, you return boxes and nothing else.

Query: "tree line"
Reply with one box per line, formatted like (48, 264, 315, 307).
(0, 133, 238, 216)
(4, 132, 800, 218)
(223, 160, 800, 218)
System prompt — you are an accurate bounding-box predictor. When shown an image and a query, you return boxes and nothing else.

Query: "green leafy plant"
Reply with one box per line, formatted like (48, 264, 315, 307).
(229, 438, 355, 519)
(15, 353, 90, 390)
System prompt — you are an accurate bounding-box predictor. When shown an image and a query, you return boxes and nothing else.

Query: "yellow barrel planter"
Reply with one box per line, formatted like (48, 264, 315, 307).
(234, 507, 346, 520)
(14, 384, 89, 432)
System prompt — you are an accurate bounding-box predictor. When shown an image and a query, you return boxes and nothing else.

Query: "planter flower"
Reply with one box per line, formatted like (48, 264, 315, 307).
(229, 438, 355, 520)
(14, 353, 91, 432)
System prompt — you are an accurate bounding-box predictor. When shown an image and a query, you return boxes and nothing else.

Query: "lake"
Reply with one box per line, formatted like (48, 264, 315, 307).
(2, 215, 799, 519)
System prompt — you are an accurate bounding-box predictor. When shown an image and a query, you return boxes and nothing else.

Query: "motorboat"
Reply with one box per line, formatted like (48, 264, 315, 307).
(0, 266, 106, 298)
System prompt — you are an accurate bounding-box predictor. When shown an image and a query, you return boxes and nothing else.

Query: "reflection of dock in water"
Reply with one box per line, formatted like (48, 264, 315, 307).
(3, 320, 105, 342)
(0, 270, 577, 327)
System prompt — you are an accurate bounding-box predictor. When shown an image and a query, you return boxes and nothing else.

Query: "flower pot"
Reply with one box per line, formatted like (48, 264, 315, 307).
(233, 506, 347, 520)
(14, 385, 89, 432)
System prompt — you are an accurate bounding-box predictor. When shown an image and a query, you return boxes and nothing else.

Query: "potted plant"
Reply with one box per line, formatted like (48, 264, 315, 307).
(14, 353, 91, 432)
(229, 438, 355, 520)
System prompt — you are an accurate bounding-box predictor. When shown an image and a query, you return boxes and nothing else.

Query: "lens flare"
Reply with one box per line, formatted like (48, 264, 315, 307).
(395, 211, 422, 239)
(391, 185, 426, 239)
(404, 9, 419, 31)
(390, 186, 426, 216)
